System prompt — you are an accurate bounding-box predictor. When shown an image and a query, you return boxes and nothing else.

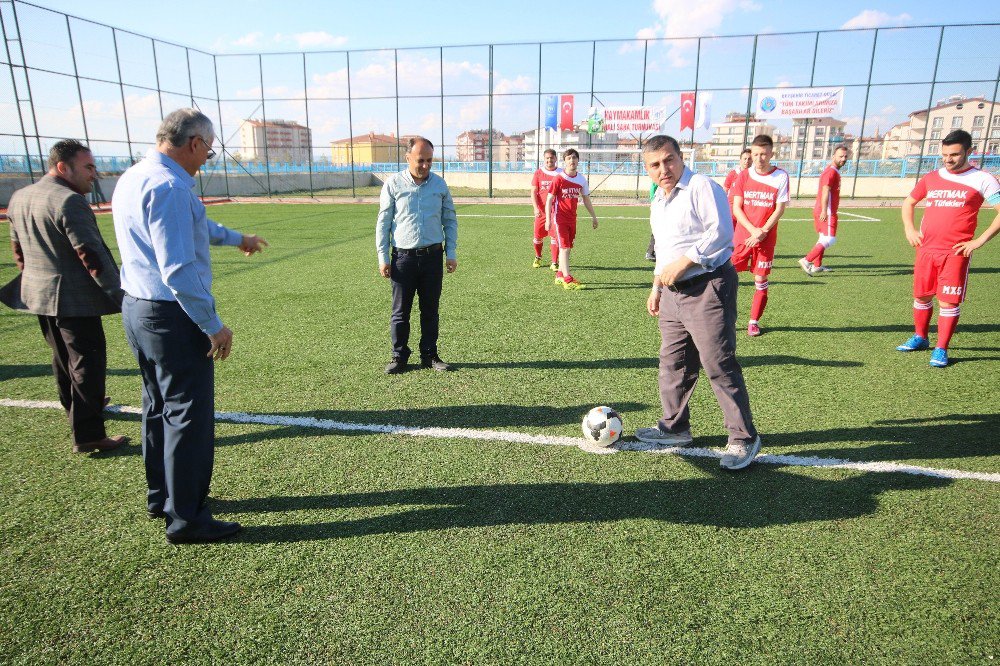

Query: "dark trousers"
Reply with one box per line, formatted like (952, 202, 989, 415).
(37, 315, 107, 445)
(390, 246, 444, 360)
(657, 263, 757, 445)
(122, 296, 215, 536)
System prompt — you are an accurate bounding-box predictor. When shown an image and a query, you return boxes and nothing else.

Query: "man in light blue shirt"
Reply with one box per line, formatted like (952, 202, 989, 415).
(113, 108, 268, 544)
(376, 137, 458, 374)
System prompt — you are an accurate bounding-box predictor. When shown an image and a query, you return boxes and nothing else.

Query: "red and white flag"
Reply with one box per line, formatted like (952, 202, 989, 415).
(559, 95, 575, 130)
(680, 92, 696, 131)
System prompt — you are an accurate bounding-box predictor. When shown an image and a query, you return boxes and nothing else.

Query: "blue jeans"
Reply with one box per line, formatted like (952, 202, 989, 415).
(122, 296, 215, 536)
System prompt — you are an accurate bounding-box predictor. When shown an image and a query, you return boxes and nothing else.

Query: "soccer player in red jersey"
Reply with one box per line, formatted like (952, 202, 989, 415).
(545, 148, 598, 290)
(896, 129, 1000, 367)
(799, 145, 849, 276)
(530, 149, 562, 269)
(725, 148, 752, 229)
(731, 135, 789, 336)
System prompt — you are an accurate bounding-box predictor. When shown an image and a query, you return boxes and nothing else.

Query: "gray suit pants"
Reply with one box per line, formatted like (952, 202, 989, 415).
(656, 263, 757, 445)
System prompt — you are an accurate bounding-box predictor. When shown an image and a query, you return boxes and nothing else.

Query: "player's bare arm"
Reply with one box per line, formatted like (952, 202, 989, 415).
(733, 196, 756, 235)
(544, 193, 555, 231)
(583, 195, 598, 229)
(902, 195, 923, 247)
(531, 186, 541, 216)
(761, 202, 786, 235)
(953, 203, 1000, 256)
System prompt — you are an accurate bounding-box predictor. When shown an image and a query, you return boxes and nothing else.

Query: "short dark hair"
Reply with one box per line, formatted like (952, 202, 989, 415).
(740, 148, 752, 156)
(751, 134, 773, 149)
(942, 129, 972, 151)
(543, 148, 557, 158)
(408, 136, 434, 152)
(642, 135, 682, 157)
(48, 139, 90, 171)
(563, 148, 579, 159)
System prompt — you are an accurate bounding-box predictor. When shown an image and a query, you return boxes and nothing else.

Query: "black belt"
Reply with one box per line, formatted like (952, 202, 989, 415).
(393, 244, 442, 256)
(667, 261, 731, 292)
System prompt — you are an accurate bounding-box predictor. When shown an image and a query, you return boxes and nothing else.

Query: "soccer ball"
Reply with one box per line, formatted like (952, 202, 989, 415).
(581, 406, 623, 447)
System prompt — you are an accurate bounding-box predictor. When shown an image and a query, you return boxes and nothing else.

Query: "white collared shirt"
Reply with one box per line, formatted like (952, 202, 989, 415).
(651, 167, 734, 281)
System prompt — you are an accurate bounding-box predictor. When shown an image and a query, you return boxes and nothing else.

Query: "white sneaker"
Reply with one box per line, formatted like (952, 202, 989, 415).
(719, 436, 762, 470)
(814, 265, 832, 273)
(798, 258, 815, 276)
(634, 427, 693, 446)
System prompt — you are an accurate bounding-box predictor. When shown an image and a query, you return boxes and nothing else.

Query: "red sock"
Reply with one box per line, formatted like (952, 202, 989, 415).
(936, 306, 960, 349)
(555, 270, 564, 279)
(550, 241, 559, 264)
(805, 243, 824, 264)
(750, 281, 769, 321)
(913, 300, 933, 339)
(533, 239, 543, 259)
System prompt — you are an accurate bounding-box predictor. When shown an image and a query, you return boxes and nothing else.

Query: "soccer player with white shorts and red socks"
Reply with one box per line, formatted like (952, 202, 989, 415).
(731, 135, 789, 336)
(896, 129, 1000, 367)
(800, 145, 849, 275)
(530, 149, 562, 269)
(545, 148, 599, 290)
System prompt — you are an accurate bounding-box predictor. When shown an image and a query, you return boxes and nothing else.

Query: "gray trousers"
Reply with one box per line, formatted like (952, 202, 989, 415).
(657, 263, 757, 445)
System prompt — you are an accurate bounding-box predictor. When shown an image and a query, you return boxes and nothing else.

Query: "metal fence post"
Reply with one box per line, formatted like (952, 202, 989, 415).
(439, 46, 445, 179)
(10, 1, 44, 169)
(258, 54, 272, 197)
(915, 26, 946, 182)
(691, 37, 701, 176)
(212, 55, 231, 199)
(536, 43, 542, 166)
(64, 15, 90, 148)
(488, 44, 493, 198)
(636, 39, 648, 197)
(302, 52, 314, 197)
(394, 49, 401, 172)
(345, 50, 356, 198)
(979, 62, 1000, 162)
(151, 37, 164, 119)
(793, 32, 821, 200)
(111, 28, 134, 164)
(742, 35, 758, 149)
(849, 28, 879, 199)
(1, 0, 37, 181)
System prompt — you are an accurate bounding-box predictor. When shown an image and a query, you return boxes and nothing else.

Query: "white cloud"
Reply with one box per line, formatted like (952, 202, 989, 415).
(880, 105, 896, 115)
(634, 0, 762, 67)
(233, 32, 263, 48)
(776, 80, 794, 88)
(841, 10, 912, 30)
(276, 31, 348, 50)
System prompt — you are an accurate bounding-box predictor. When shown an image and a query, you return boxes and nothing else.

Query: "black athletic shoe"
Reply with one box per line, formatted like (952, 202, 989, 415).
(385, 357, 408, 374)
(421, 356, 452, 372)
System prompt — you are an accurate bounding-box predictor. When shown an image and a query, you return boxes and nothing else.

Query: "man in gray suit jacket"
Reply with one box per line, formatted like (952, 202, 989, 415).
(2, 139, 127, 453)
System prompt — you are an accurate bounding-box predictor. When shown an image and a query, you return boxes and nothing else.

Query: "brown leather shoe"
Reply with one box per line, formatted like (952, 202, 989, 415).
(73, 435, 128, 453)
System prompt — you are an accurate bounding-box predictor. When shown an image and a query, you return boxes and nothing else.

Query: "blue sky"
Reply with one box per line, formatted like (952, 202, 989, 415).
(27, 0, 997, 53)
(3, 1, 998, 157)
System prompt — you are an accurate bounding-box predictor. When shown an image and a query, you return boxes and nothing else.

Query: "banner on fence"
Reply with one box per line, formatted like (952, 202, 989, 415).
(755, 87, 844, 119)
(544, 95, 558, 130)
(560, 95, 575, 130)
(593, 105, 669, 134)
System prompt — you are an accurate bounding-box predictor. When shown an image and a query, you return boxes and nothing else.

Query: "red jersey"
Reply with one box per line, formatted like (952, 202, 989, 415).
(550, 172, 590, 225)
(910, 167, 1000, 252)
(732, 166, 790, 229)
(814, 165, 841, 218)
(724, 168, 742, 213)
(531, 167, 562, 211)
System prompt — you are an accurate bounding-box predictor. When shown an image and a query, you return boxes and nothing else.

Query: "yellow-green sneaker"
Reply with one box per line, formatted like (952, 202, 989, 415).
(563, 277, 583, 290)
(554, 273, 566, 285)
(549, 262, 558, 272)
(532, 257, 543, 268)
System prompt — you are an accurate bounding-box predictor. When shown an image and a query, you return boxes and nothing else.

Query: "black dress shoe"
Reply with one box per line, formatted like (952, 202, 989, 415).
(421, 355, 452, 371)
(385, 357, 408, 374)
(166, 519, 242, 544)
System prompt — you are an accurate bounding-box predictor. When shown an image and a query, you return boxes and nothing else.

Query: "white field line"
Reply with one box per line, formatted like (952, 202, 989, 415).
(2, 398, 997, 483)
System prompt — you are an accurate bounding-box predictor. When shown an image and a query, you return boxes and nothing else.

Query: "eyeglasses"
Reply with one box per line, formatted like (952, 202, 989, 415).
(192, 135, 216, 160)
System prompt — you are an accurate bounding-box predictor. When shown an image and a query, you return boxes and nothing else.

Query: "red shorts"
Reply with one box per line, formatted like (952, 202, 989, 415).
(553, 218, 577, 249)
(913, 250, 970, 302)
(813, 212, 838, 237)
(731, 232, 777, 277)
(533, 214, 552, 241)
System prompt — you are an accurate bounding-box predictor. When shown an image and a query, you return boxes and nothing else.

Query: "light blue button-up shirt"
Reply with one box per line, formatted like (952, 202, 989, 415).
(376, 169, 458, 265)
(651, 167, 734, 282)
(112, 149, 243, 335)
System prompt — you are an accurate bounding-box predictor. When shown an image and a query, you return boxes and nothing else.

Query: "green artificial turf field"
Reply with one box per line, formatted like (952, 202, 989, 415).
(1, 202, 997, 664)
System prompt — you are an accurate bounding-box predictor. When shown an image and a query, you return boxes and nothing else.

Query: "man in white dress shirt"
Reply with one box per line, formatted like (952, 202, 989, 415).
(634, 135, 761, 471)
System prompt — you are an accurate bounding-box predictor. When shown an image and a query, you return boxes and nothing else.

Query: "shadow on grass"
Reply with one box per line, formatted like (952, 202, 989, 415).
(219, 463, 950, 543)
(0, 364, 138, 380)
(767, 323, 1000, 334)
(459, 355, 861, 370)
(765, 413, 998, 462)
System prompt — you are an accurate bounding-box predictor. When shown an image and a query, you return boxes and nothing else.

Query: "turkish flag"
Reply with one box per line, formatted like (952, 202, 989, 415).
(559, 95, 575, 130)
(680, 92, 696, 131)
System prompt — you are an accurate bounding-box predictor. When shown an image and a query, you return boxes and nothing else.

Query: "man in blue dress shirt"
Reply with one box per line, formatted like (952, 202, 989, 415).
(112, 108, 268, 543)
(376, 137, 458, 374)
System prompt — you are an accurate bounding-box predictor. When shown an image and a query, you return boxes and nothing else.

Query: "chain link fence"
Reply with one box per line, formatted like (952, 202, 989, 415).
(2, 0, 998, 205)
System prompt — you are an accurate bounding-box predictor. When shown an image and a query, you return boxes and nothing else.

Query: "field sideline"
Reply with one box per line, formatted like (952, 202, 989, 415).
(1, 202, 997, 664)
